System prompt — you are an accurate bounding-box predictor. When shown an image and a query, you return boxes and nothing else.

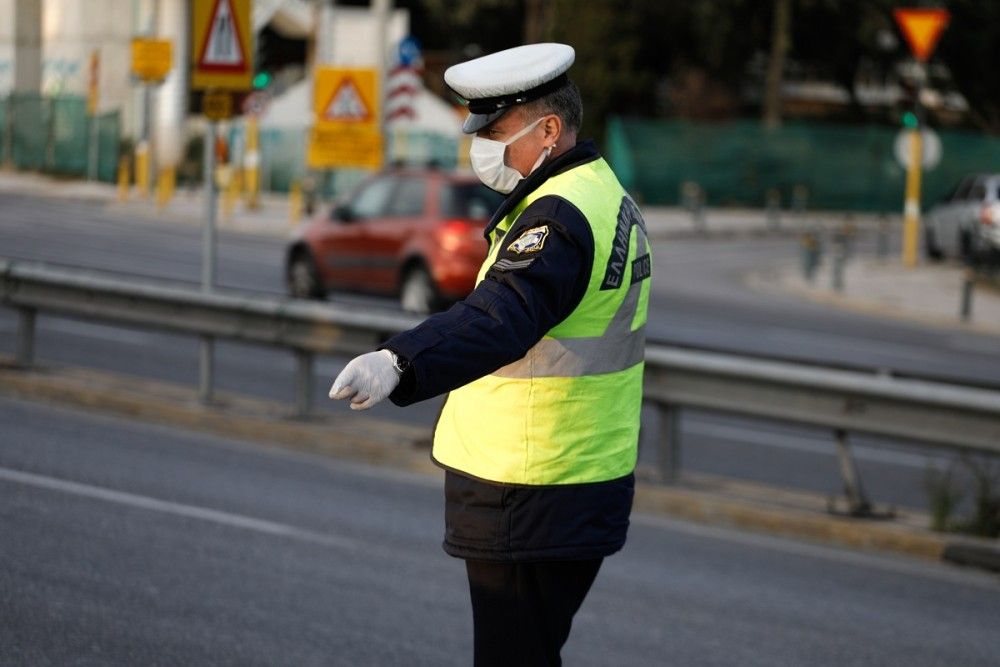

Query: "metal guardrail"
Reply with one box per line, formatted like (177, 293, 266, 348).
(4, 259, 1000, 514)
(0, 259, 423, 415)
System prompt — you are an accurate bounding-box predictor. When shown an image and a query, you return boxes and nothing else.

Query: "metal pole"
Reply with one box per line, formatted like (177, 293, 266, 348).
(203, 121, 218, 290)
(833, 429, 872, 516)
(960, 270, 974, 322)
(657, 404, 682, 483)
(295, 350, 314, 417)
(199, 121, 218, 405)
(17, 307, 36, 366)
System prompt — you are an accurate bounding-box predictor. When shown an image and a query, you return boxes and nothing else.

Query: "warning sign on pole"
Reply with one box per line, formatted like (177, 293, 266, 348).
(131, 38, 173, 83)
(893, 8, 951, 63)
(309, 67, 383, 169)
(191, 0, 253, 91)
(314, 68, 378, 125)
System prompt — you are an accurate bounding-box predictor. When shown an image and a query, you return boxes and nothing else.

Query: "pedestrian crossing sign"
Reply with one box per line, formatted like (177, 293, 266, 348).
(310, 67, 382, 169)
(314, 68, 379, 126)
(191, 0, 252, 91)
(321, 79, 373, 122)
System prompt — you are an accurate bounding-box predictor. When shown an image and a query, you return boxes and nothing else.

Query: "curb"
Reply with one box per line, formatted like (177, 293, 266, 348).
(744, 262, 1000, 340)
(2, 360, 998, 572)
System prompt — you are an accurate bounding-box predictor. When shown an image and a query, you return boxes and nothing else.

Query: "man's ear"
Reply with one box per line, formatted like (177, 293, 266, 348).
(542, 114, 562, 146)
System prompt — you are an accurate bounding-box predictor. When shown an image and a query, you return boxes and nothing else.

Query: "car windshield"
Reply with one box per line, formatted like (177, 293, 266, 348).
(441, 183, 505, 220)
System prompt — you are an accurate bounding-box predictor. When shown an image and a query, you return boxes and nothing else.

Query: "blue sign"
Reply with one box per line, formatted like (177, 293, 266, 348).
(398, 36, 421, 67)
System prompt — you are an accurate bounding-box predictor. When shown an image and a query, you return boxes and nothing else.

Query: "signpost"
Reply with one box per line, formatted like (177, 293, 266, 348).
(130, 38, 173, 83)
(308, 67, 383, 170)
(131, 38, 173, 199)
(191, 0, 253, 404)
(893, 7, 950, 268)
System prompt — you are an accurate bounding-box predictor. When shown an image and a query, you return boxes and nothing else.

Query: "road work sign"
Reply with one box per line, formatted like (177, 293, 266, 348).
(309, 67, 383, 169)
(191, 0, 253, 91)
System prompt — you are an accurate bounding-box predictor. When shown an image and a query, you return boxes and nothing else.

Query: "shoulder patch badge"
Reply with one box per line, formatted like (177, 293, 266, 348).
(507, 225, 550, 254)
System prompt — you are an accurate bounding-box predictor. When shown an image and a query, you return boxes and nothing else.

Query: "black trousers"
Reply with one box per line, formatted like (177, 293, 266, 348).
(465, 558, 603, 667)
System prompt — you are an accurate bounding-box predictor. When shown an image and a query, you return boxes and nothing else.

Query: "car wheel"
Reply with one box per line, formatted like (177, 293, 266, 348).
(400, 266, 438, 314)
(287, 251, 325, 299)
(924, 228, 944, 262)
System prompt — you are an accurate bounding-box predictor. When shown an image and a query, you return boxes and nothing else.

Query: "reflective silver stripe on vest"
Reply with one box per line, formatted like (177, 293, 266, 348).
(492, 224, 650, 379)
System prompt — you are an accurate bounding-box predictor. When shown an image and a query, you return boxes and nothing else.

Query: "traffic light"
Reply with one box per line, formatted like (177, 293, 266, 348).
(901, 110, 918, 129)
(252, 71, 272, 89)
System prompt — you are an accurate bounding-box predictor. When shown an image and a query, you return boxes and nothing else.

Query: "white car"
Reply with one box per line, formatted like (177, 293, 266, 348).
(924, 173, 1000, 263)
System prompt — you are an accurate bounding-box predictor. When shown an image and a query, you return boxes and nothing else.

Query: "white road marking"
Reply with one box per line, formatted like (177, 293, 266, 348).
(0, 466, 361, 552)
(683, 420, 945, 469)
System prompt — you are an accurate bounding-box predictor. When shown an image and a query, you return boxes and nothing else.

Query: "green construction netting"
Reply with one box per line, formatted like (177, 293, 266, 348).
(50, 96, 88, 175)
(606, 117, 1000, 212)
(96, 111, 121, 183)
(10, 94, 49, 170)
(3, 94, 120, 181)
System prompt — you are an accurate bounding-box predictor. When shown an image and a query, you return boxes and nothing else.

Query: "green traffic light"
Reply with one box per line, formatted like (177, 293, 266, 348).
(902, 111, 919, 129)
(252, 71, 272, 89)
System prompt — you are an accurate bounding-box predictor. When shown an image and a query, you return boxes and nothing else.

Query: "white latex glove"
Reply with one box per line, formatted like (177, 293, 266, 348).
(329, 349, 400, 411)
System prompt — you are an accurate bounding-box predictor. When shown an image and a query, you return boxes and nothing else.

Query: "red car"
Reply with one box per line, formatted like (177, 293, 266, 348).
(286, 169, 503, 312)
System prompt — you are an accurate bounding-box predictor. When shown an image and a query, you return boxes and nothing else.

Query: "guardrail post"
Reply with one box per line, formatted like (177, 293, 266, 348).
(657, 404, 682, 483)
(199, 335, 214, 405)
(295, 349, 314, 417)
(17, 307, 36, 366)
(833, 429, 873, 516)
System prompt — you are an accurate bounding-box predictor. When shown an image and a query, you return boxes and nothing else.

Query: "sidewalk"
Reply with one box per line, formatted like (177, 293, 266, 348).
(749, 256, 1000, 338)
(0, 170, 296, 237)
(0, 169, 888, 240)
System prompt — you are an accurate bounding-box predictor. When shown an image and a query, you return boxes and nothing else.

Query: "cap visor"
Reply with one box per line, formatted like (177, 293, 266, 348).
(462, 109, 508, 134)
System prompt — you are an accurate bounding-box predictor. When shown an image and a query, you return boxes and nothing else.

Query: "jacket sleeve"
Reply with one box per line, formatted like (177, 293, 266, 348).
(382, 195, 595, 406)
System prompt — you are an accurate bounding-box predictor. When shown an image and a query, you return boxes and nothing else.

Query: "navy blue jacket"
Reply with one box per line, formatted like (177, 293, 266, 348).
(382, 140, 634, 562)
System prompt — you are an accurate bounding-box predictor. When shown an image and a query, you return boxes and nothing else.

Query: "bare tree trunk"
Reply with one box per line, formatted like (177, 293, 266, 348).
(524, 0, 554, 44)
(763, 0, 792, 128)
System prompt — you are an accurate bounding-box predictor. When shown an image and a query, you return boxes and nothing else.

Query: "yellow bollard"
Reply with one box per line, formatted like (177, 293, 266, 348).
(222, 165, 240, 221)
(244, 117, 260, 210)
(117, 156, 131, 202)
(156, 167, 176, 210)
(902, 128, 923, 268)
(135, 142, 150, 199)
(289, 181, 302, 227)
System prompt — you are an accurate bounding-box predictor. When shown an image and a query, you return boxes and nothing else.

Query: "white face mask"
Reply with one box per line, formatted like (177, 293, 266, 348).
(469, 116, 553, 194)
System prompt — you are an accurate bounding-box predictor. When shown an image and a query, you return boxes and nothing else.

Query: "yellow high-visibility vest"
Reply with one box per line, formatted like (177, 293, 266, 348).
(433, 157, 652, 485)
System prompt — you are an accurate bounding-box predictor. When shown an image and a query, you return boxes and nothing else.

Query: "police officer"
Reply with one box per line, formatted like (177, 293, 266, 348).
(330, 42, 652, 666)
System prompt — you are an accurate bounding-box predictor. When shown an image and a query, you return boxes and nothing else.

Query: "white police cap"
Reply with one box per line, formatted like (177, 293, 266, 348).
(444, 43, 575, 134)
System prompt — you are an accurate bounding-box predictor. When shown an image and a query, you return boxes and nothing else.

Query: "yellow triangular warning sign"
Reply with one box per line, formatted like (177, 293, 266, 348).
(322, 78, 372, 122)
(198, 0, 247, 72)
(894, 8, 950, 63)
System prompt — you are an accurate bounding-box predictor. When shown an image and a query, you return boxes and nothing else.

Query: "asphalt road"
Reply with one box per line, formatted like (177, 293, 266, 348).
(2, 396, 999, 666)
(1, 192, 998, 512)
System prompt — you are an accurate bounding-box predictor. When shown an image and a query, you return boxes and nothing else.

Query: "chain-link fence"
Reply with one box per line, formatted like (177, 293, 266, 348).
(606, 117, 1000, 212)
(2, 93, 120, 182)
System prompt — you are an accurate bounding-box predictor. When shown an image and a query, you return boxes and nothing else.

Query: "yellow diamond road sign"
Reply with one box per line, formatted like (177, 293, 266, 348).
(309, 67, 383, 169)
(191, 0, 252, 91)
(131, 38, 173, 82)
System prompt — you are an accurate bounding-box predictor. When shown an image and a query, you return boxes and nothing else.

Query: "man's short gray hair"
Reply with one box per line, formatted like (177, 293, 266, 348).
(521, 79, 582, 134)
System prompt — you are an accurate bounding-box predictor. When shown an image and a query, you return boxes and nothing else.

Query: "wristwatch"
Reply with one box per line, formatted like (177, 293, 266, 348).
(388, 350, 411, 376)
